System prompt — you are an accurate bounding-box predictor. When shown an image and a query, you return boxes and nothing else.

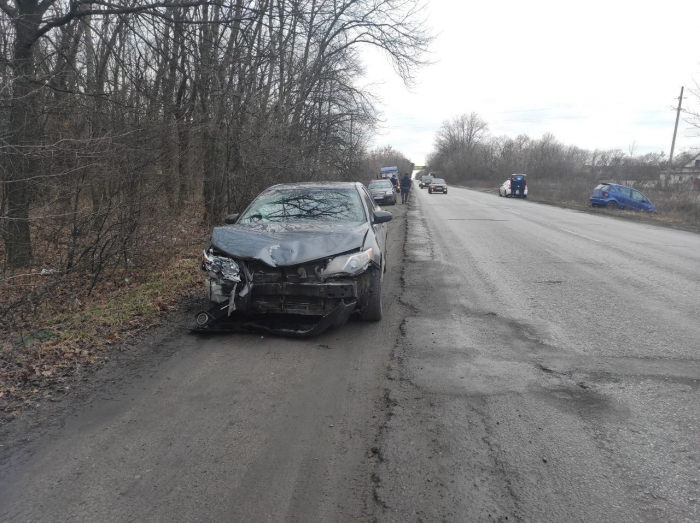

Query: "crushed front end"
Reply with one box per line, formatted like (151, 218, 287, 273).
(193, 248, 374, 336)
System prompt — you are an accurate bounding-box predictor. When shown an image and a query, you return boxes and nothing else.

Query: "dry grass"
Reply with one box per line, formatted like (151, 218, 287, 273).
(0, 252, 204, 419)
(455, 178, 700, 232)
(527, 182, 700, 230)
(0, 203, 210, 420)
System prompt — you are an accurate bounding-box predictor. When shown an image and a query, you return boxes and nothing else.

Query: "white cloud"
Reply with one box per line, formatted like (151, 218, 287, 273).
(362, 0, 700, 164)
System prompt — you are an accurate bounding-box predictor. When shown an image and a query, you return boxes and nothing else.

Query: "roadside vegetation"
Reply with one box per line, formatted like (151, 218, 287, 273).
(425, 113, 700, 228)
(0, 0, 429, 419)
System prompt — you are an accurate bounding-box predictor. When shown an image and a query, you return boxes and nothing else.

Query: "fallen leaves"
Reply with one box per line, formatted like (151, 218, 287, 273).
(0, 212, 209, 421)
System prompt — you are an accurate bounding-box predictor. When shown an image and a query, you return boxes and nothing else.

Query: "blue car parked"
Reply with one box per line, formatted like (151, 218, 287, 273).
(590, 183, 656, 212)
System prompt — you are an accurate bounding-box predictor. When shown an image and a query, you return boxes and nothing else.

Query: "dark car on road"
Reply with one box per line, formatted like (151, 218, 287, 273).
(590, 183, 656, 212)
(428, 178, 447, 194)
(368, 179, 397, 205)
(419, 175, 434, 189)
(195, 182, 392, 336)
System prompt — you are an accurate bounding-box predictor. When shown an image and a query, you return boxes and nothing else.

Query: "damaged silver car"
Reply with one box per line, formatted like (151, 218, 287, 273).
(194, 182, 392, 336)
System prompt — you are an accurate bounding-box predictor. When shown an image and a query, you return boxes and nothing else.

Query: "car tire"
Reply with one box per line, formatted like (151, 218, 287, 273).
(360, 267, 382, 321)
(606, 201, 618, 209)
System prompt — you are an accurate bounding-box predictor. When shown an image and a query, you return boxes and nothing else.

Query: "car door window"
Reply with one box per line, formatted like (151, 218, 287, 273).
(360, 187, 377, 218)
(617, 187, 632, 198)
(631, 190, 646, 202)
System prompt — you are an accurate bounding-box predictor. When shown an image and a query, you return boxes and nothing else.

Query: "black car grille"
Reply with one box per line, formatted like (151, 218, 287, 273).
(249, 261, 325, 284)
(243, 260, 357, 315)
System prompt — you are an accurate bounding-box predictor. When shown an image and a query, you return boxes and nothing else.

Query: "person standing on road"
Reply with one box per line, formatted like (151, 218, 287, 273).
(401, 173, 411, 204)
(390, 174, 398, 193)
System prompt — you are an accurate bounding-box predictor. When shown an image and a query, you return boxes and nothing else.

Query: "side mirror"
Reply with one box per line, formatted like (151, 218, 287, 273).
(373, 210, 393, 224)
(224, 213, 239, 225)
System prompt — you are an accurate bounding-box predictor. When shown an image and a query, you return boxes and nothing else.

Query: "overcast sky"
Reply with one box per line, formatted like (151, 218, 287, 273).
(361, 0, 700, 165)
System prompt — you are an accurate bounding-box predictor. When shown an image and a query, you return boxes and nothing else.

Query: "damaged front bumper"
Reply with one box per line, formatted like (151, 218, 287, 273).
(191, 297, 357, 337)
(193, 253, 372, 336)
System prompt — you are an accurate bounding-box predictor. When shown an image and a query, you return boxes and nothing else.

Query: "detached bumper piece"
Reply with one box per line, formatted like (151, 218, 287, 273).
(191, 281, 359, 337)
(191, 299, 356, 337)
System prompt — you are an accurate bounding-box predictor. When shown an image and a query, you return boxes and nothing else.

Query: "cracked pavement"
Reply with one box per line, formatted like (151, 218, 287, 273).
(1, 187, 699, 522)
(373, 187, 700, 523)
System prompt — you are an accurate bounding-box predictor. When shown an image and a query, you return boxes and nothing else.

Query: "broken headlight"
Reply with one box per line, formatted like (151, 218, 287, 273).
(202, 250, 242, 282)
(323, 248, 373, 277)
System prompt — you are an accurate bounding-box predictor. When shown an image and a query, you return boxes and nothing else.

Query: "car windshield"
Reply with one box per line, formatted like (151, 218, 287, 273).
(433, 179, 445, 184)
(369, 180, 392, 189)
(422, 176, 433, 181)
(239, 187, 366, 224)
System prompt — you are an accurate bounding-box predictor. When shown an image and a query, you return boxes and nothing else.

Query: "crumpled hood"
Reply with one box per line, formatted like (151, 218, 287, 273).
(211, 222, 369, 267)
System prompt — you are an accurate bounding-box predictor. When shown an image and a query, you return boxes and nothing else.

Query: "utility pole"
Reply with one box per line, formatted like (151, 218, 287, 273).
(669, 86, 684, 165)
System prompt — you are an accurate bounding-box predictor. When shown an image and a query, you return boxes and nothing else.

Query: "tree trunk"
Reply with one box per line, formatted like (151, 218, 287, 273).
(5, 0, 42, 268)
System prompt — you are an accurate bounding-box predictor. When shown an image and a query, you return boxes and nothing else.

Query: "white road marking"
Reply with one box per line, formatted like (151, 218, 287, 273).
(559, 228, 602, 243)
(503, 209, 601, 243)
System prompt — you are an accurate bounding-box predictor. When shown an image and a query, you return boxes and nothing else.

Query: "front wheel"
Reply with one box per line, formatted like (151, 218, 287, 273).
(360, 268, 382, 321)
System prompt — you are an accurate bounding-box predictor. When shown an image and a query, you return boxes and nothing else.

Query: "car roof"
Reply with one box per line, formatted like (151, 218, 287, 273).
(266, 181, 361, 192)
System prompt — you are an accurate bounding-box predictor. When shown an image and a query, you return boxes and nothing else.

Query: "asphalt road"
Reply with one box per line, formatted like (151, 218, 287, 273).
(1, 186, 699, 522)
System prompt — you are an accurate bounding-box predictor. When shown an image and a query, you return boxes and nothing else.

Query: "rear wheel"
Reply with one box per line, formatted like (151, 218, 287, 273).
(360, 267, 382, 321)
(606, 201, 618, 209)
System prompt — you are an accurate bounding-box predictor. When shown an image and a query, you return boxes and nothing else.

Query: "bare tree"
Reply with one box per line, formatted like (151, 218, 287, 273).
(0, 0, 433, 324)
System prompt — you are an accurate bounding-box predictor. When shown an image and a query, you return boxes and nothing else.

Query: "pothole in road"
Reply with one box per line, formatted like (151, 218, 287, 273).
(536, 384, 631, 424)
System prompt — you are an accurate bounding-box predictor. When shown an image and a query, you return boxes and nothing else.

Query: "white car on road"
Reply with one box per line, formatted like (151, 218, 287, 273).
(499, 175, 528, 198)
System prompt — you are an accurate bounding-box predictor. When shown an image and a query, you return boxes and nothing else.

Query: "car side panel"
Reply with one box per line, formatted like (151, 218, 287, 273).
(615, 186, 634, 209)
(359, 186, 386, 270)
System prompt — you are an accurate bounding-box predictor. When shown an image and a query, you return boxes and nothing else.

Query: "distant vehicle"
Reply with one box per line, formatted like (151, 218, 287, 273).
(368, 179, 397, 205)
(428, 178, 447, 194)
(499, 174, 528, 198)
(590, 183, 656, 212)
(195, 182, 392, 336)
(379, 166, 399, 179)
(419, 175, 434, 188)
